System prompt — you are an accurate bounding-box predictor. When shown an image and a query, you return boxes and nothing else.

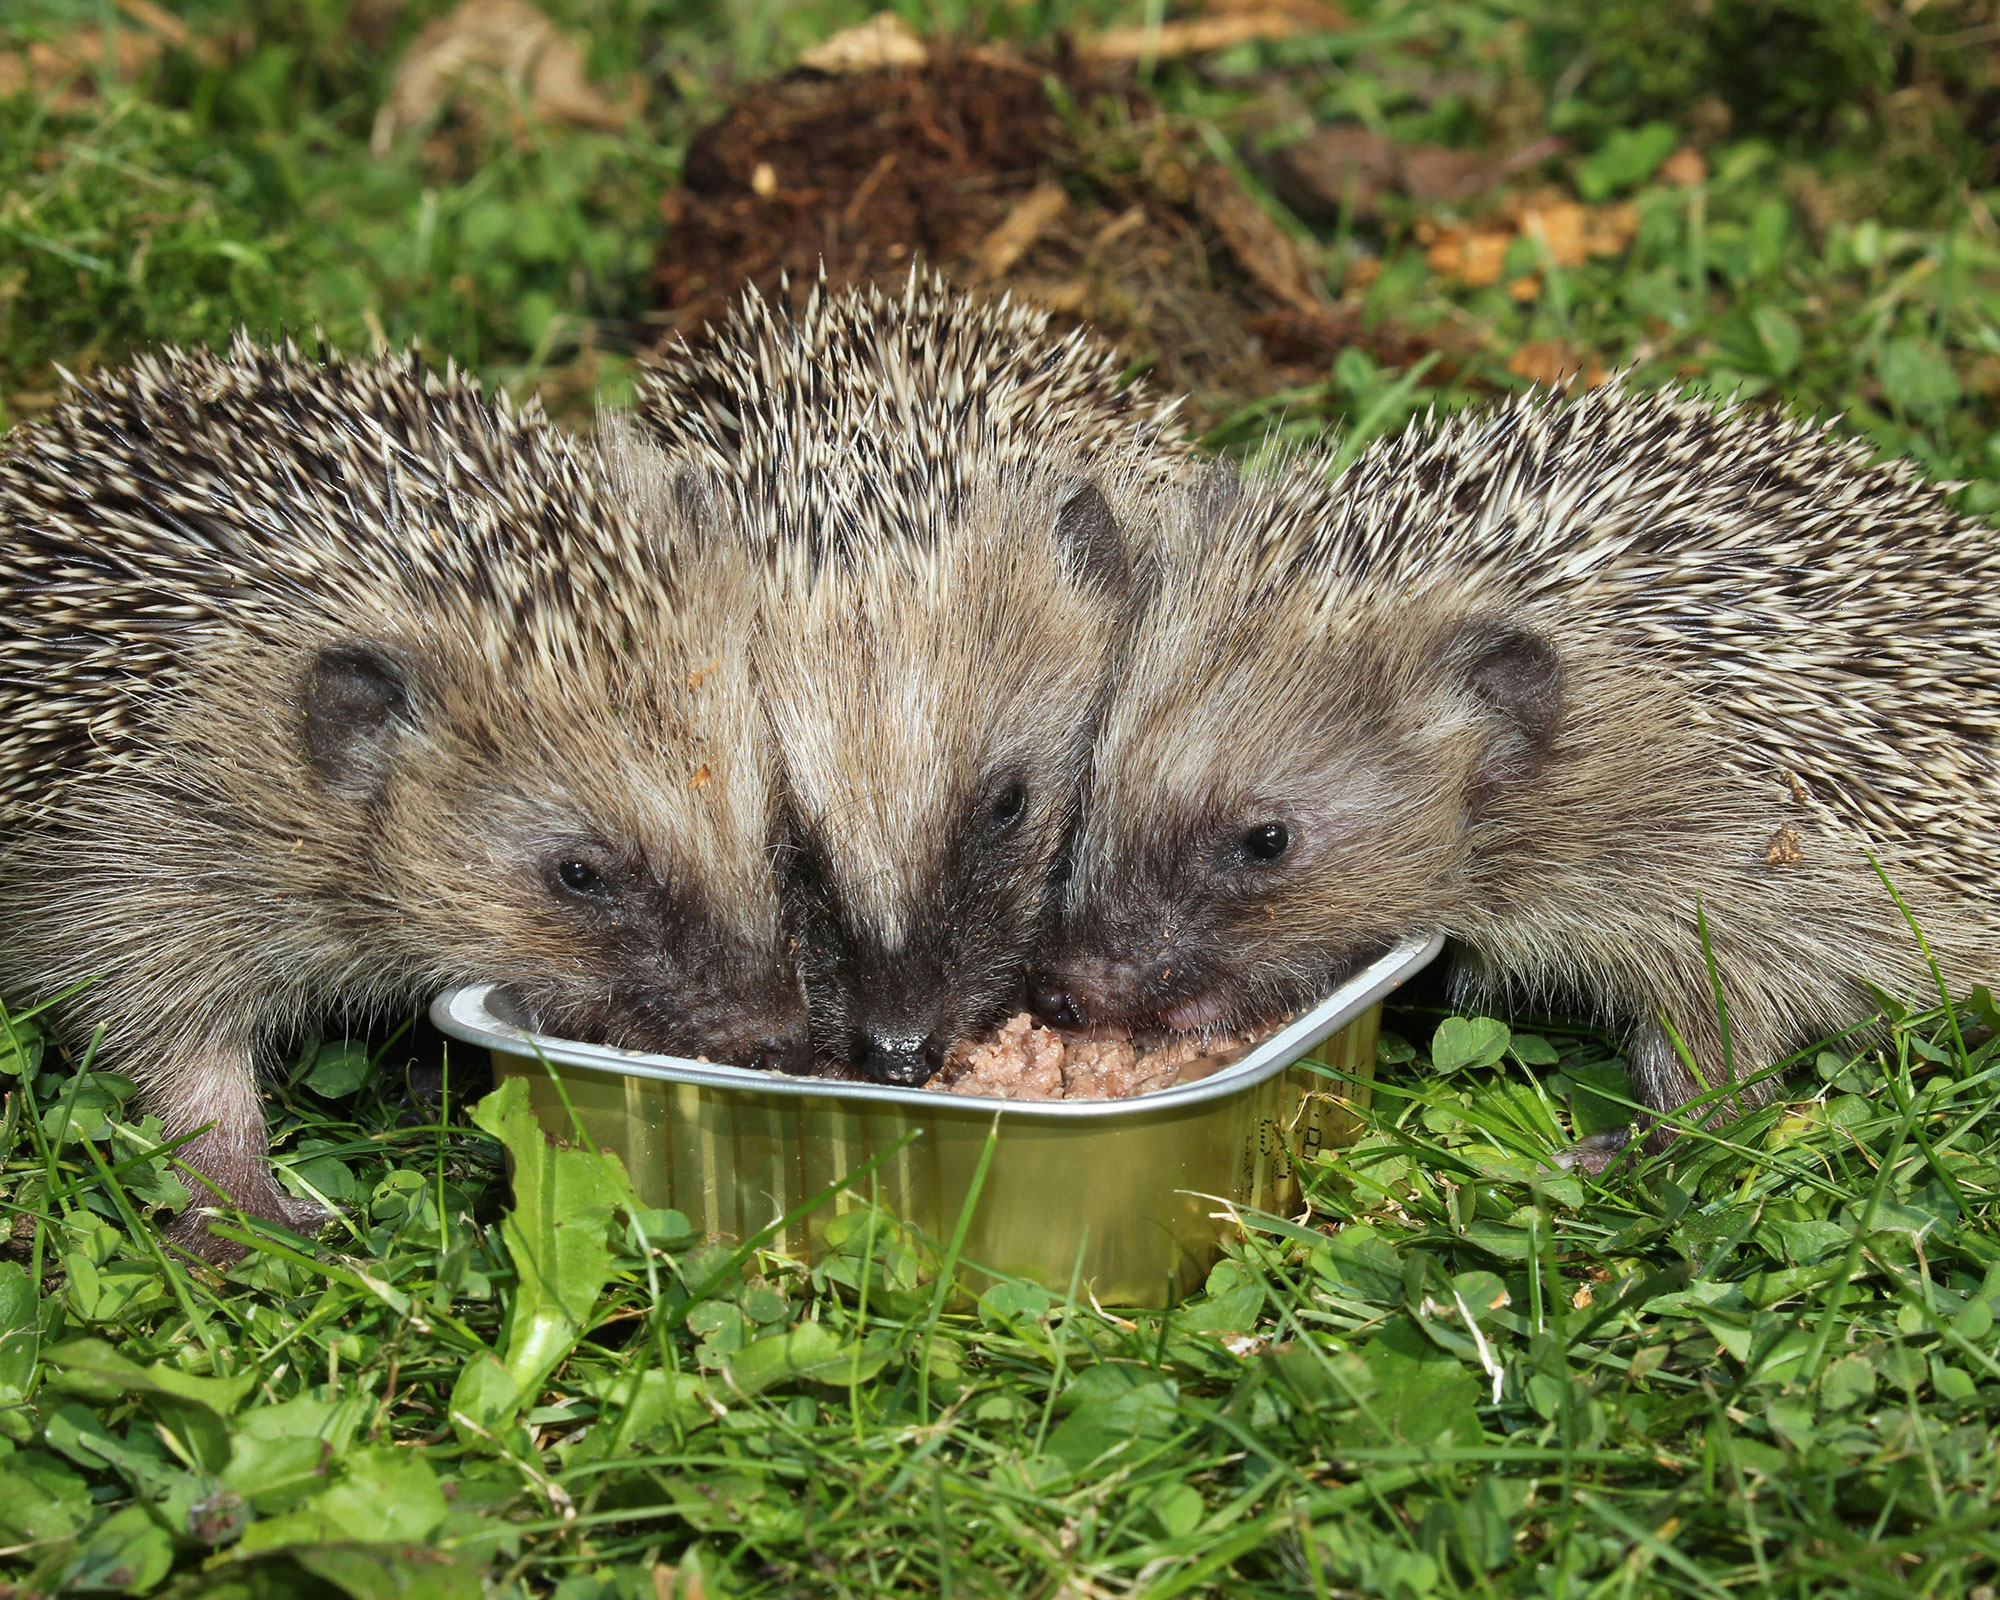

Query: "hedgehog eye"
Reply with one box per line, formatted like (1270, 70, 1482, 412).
(1241, 822, 1290, 863)
(988, 782, 1028, 837)
(552, 858, 615, 900)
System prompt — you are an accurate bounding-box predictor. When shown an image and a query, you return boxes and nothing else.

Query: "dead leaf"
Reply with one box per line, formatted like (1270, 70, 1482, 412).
(652, 1560, 707, 1600)
(1082, 9, 1333, 62)
(797, 12, 928, 75)
(971, 181, 1069, 280)
(1507, 340, 1607, 388)
(1515, 198, 1638, 267)
(1210, 0, 1348, 20)
(1519, 201, 1587, 268)
(371, 0, 629, 155)
(1424, 198, 1635, 288)
(1660, 145, 1707, 187)
(1423, 226, 1511, 287)
(1193, 164, 1323, 313)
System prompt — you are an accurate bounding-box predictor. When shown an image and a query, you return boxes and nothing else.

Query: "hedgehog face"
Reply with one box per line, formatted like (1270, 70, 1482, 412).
(1033, 481, 1565, 1040)
(761, 477, 1134, 1085)
(300, 623, 811, 1072)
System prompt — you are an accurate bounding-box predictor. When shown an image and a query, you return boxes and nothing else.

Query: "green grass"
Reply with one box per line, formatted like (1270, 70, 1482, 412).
(6, 979, 2000, 1596)
(5, 0, 2000, 1594)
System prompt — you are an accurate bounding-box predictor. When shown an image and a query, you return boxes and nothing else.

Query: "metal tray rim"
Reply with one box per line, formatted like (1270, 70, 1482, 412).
(430, 931, 1443, 1120)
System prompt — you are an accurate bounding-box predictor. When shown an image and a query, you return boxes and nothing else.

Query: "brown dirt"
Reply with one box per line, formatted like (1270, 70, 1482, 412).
(647, 44, 1469, 432)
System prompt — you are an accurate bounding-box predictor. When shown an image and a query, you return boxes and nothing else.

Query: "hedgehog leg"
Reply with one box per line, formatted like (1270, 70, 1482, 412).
(1551, 1010, 1736, 1173)
(156, 1043, 333, 1263)
(1625, 1008, 1791, 1158)
(1547, 1125, 1633, 1177)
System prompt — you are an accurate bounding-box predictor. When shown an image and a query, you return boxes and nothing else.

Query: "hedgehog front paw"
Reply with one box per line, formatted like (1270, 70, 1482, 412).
(1546, 1126, 1633, 1176)
(167, 1185, 338, 1264)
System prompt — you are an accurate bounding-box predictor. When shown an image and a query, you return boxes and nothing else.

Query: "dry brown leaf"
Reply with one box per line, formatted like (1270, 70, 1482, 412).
(371, 0, 629, 154)
(1425, 199, 1635, 288)
(797, 11, 928, 74)
(1519, 202, 1587, 268)
(1507, 340, 1607, 388)
(971, 181, 1069, 280)
(1206, 0, 1347, 20)
(1423, 227, 1510, 287)
(1081, 10, 1322, 61)
(1193, 164, 1324, 313)
(1660, 145, 1708, 187)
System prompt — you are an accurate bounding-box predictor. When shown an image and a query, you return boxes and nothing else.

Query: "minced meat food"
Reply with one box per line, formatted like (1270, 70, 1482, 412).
(937, 1012, 1258, 1101)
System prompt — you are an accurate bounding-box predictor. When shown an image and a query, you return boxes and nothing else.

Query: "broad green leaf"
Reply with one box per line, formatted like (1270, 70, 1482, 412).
(446, 1354, 527, 1451)
(1576, 121, 1677, 200)
(1752, 306, 1802, 376)
(62, 1504, 175, 1594)
(574, 1366, 718, 1457)
(0, 1260, 37, 1400)
(45, 1339, 255, 1475)
(223, 1392, 371, 1512)
(978, 1280, 1052, 1328)
(1878, 338, 1959, 418)
(0, 1451, 90, 1544)
(289, 1544, 481, 1600)
(1046, 1367, 1180, 1470)
(302, 1040, 372, 1098)
(1338, 1315, 1482, 1448)
(1431, 1017, 1510, 1075)
(1560, 1062, 1634, 1139)
(451, 1077, 634, 1442)
(174, 1544, 480, 1600)
(726, 1321, 892, 1394)
(1508, 1033, 1560, 1067)
(1147, 1482, 1203, 1539)
(1818, 1355, 1875, 1413)
(236, 1447, 448, 1554)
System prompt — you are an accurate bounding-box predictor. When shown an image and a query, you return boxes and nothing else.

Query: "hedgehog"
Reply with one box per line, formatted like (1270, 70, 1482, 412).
(0, 339, 806, 1255)
(1028, 385, 2000, 1161)
(636, 274, 1197, 1084)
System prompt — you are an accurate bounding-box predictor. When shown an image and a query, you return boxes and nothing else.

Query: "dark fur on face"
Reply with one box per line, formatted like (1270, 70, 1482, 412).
(758, 468, 1143, 1085)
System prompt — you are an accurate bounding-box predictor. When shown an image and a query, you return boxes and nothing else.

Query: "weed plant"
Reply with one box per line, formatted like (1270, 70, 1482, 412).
(2, 973, 1999, 1596)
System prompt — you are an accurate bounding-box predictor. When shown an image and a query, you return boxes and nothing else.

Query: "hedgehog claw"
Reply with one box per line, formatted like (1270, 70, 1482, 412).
(1546, 1126, 1633, 1177)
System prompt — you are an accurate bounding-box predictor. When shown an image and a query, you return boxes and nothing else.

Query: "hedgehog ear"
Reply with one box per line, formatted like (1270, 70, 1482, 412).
(1452, 620, 1562, 792)
(304, 641, 421, 799)
(1053, 480, 1131, 600)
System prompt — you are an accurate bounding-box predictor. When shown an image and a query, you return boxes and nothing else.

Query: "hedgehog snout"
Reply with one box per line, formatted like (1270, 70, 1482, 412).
(1032, 951, 1153, 1029)
(852, 1026, 944, 1087)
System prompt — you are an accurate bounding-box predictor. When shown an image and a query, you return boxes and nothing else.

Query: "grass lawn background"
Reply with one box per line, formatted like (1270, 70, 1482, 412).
(4, 0, 2000, 1594)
